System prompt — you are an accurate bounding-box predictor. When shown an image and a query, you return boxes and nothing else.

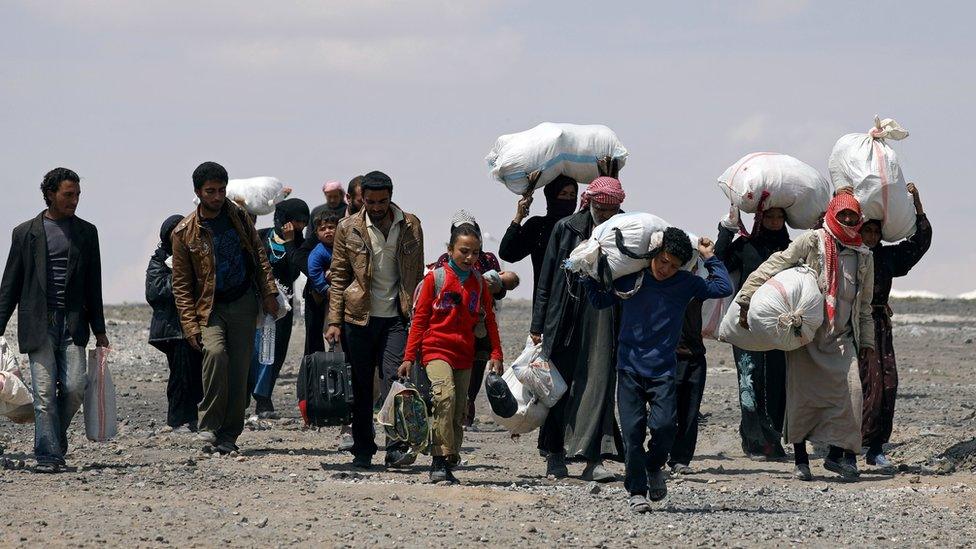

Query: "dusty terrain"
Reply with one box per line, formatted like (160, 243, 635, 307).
(1, 298, 975, 547)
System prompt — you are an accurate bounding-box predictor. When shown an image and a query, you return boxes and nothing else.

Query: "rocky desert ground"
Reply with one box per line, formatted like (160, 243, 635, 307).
(1, 297, 974, 547)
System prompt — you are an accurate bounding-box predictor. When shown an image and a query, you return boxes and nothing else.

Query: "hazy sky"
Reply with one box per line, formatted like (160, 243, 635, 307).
(1, 1, 972, 303)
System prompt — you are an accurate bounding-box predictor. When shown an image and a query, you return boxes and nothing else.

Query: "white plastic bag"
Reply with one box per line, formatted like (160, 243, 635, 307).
(718, 266, 824, 352)
(0, 337, 33, 423)
(376, 380, 409, 427)
(698, 261, 737, 340)
(564, 212, 699, 281)
(486, 123, 628, 195)
(827, 116, 915, 241)
(226, 177, 288, 216)
(718, 153, 832, 230)
(491, 367, 549, 436)
(509, 337, 567, 408)
(84, 347, 118, 442)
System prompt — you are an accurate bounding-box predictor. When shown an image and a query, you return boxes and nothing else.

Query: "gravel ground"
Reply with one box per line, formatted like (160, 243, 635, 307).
(1, 298, 974, 547)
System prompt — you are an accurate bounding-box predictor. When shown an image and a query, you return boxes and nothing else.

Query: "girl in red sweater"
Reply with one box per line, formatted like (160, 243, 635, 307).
(398, 223, 504, 483)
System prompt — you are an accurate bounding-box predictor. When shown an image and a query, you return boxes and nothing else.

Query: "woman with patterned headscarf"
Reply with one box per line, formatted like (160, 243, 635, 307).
(736, 192, 875, 481)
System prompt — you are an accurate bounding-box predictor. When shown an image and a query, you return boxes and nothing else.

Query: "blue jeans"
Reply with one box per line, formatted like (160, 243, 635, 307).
(28, 311, 87, 465)
(617, 369, 677, 496)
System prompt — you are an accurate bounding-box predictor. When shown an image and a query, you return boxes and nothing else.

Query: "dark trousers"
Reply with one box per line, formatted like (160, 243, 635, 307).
(464, 335, 492, 425)
(164, 339, 203, 428)
(732, 346, 786, 457)
(344, 316, 407, 457)
(304, 294, 327, 355)
(668, 355, 707, 466)
(617, 369, 677, 496)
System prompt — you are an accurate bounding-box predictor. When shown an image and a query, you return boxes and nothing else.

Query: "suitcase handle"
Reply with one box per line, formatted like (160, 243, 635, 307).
(325, 369, 340, 397)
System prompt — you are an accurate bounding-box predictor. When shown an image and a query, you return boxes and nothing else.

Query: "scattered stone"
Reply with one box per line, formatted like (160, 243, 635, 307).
(256, 517, 268, 529)
(909, 475, 921, 484)
(587, 482, 601, 495)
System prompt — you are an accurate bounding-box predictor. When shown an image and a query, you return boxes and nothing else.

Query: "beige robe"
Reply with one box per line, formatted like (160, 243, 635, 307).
(737, 230, 874, 453)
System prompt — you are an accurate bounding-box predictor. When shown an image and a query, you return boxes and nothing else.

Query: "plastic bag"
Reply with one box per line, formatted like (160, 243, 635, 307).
(564, 212, 699, 281)
(718, 152, 832, 230)
(486, 123, 628, 195)
(718, 266, 824, 352)
(0, 337, 33, 423)
(227, 177, 288, 216)
(510, 336, 567, 408)
(698, 261, 738, 340)
(827, 116, 915, 241)
(490, 368, 549, 436)
(84, 347, 118, 442)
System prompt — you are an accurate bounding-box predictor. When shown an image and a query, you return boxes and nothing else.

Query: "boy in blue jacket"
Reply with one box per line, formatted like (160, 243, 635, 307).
(585, 227, 732, 513)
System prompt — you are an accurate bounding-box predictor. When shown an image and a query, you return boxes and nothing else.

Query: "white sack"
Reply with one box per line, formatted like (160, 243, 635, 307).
(718, 153, 832, 230)
(827, 116, 915, 241)
(718, 266, 824, 352)
(227, 177, 288, 216)
(699, 261, 737, 340)
(0, 337, 34, 423)
(486, 123, 628, 195)
(510, 336, 567, 408)
(84, 347, 118, 442)
(491, 367, 549, 436)
(564, 212, 699, 281)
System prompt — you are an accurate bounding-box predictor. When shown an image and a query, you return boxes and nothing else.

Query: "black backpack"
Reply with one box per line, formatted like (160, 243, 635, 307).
(297, 347, 354, 427)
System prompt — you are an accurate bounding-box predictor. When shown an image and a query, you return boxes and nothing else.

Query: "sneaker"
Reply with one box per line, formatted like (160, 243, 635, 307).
(385, 448, 417, 468)
(34, 462, 63, 474)
(429, 456, 458, 483)
(647, 469, 668, 502)
(866, 452, 897, 475)
(823, 458, 859, 480)
(351, 454, 372, 469)
(670, 463, 693, 475)
(628, 494, 652, 514)
(581, 460, 616, 483)
(546, 452, 569, 479)
(793, 464, 813, 481)
(338, 433, 354, 452)
(215, 441, 237, 455)
(195, 430, 217, 444)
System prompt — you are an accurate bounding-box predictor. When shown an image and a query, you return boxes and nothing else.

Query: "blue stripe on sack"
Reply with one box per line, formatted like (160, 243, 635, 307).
(491, 152, 627, 182)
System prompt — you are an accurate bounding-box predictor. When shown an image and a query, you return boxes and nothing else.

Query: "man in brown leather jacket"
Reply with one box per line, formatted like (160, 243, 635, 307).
(325, 171, 424, 469)
(171, 161, 279, 454)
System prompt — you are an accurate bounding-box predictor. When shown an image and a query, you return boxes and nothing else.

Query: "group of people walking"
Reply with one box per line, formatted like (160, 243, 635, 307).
(0, 162, 931, 514)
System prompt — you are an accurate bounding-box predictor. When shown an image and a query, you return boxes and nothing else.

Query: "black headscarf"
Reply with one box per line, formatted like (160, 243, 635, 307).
(543, 175, 578, 218)
(273, 198, 310, 239)
(749, 207, 791, 250)
(159, 214, 184, 255)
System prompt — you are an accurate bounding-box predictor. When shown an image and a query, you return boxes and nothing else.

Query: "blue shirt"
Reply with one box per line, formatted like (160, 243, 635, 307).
(585, 256, 733, 378)
(308, 242, 334, 295)
(201, 210, 249, 302)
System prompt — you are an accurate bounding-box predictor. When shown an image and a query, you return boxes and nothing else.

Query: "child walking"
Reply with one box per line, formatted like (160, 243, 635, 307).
(399, 223, 504, 483)
(585, 228, 732, 513)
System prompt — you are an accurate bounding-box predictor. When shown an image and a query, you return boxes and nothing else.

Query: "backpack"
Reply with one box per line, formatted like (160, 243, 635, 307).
(297, 347, 354, 427)
(412, 266, 487, 333)
(377, 380, 430, 453)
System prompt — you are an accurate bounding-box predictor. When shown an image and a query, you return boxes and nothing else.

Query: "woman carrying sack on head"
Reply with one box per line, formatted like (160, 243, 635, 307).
(736, 192, 875, 482)
(398, 223, 504, 483)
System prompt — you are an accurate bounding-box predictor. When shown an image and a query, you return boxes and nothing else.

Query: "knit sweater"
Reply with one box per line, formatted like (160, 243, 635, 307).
(404, 267, 503, 368)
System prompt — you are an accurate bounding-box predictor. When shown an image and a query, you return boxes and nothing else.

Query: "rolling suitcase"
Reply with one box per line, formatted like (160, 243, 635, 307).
(297, 345, 353, 427)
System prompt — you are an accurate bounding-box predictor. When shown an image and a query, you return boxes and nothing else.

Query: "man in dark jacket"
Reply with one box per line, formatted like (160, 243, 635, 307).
(0, 167, 109, 472)
(146, 214, 203, 432)
(530, 176, 625, 481)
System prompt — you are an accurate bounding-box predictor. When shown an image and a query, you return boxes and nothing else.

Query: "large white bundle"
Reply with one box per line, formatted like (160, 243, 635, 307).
(491, 367, 549, 436)
(226, 176, 288, 216)
(828, 117, 915, 241)
(510, 336, 567, 408)
(564, 212, 698, 281)
(0, 337, 34, 423)
(718, 153, 832, 230)
(486, 123, 628, 195)
(718, 266, 824, 352)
